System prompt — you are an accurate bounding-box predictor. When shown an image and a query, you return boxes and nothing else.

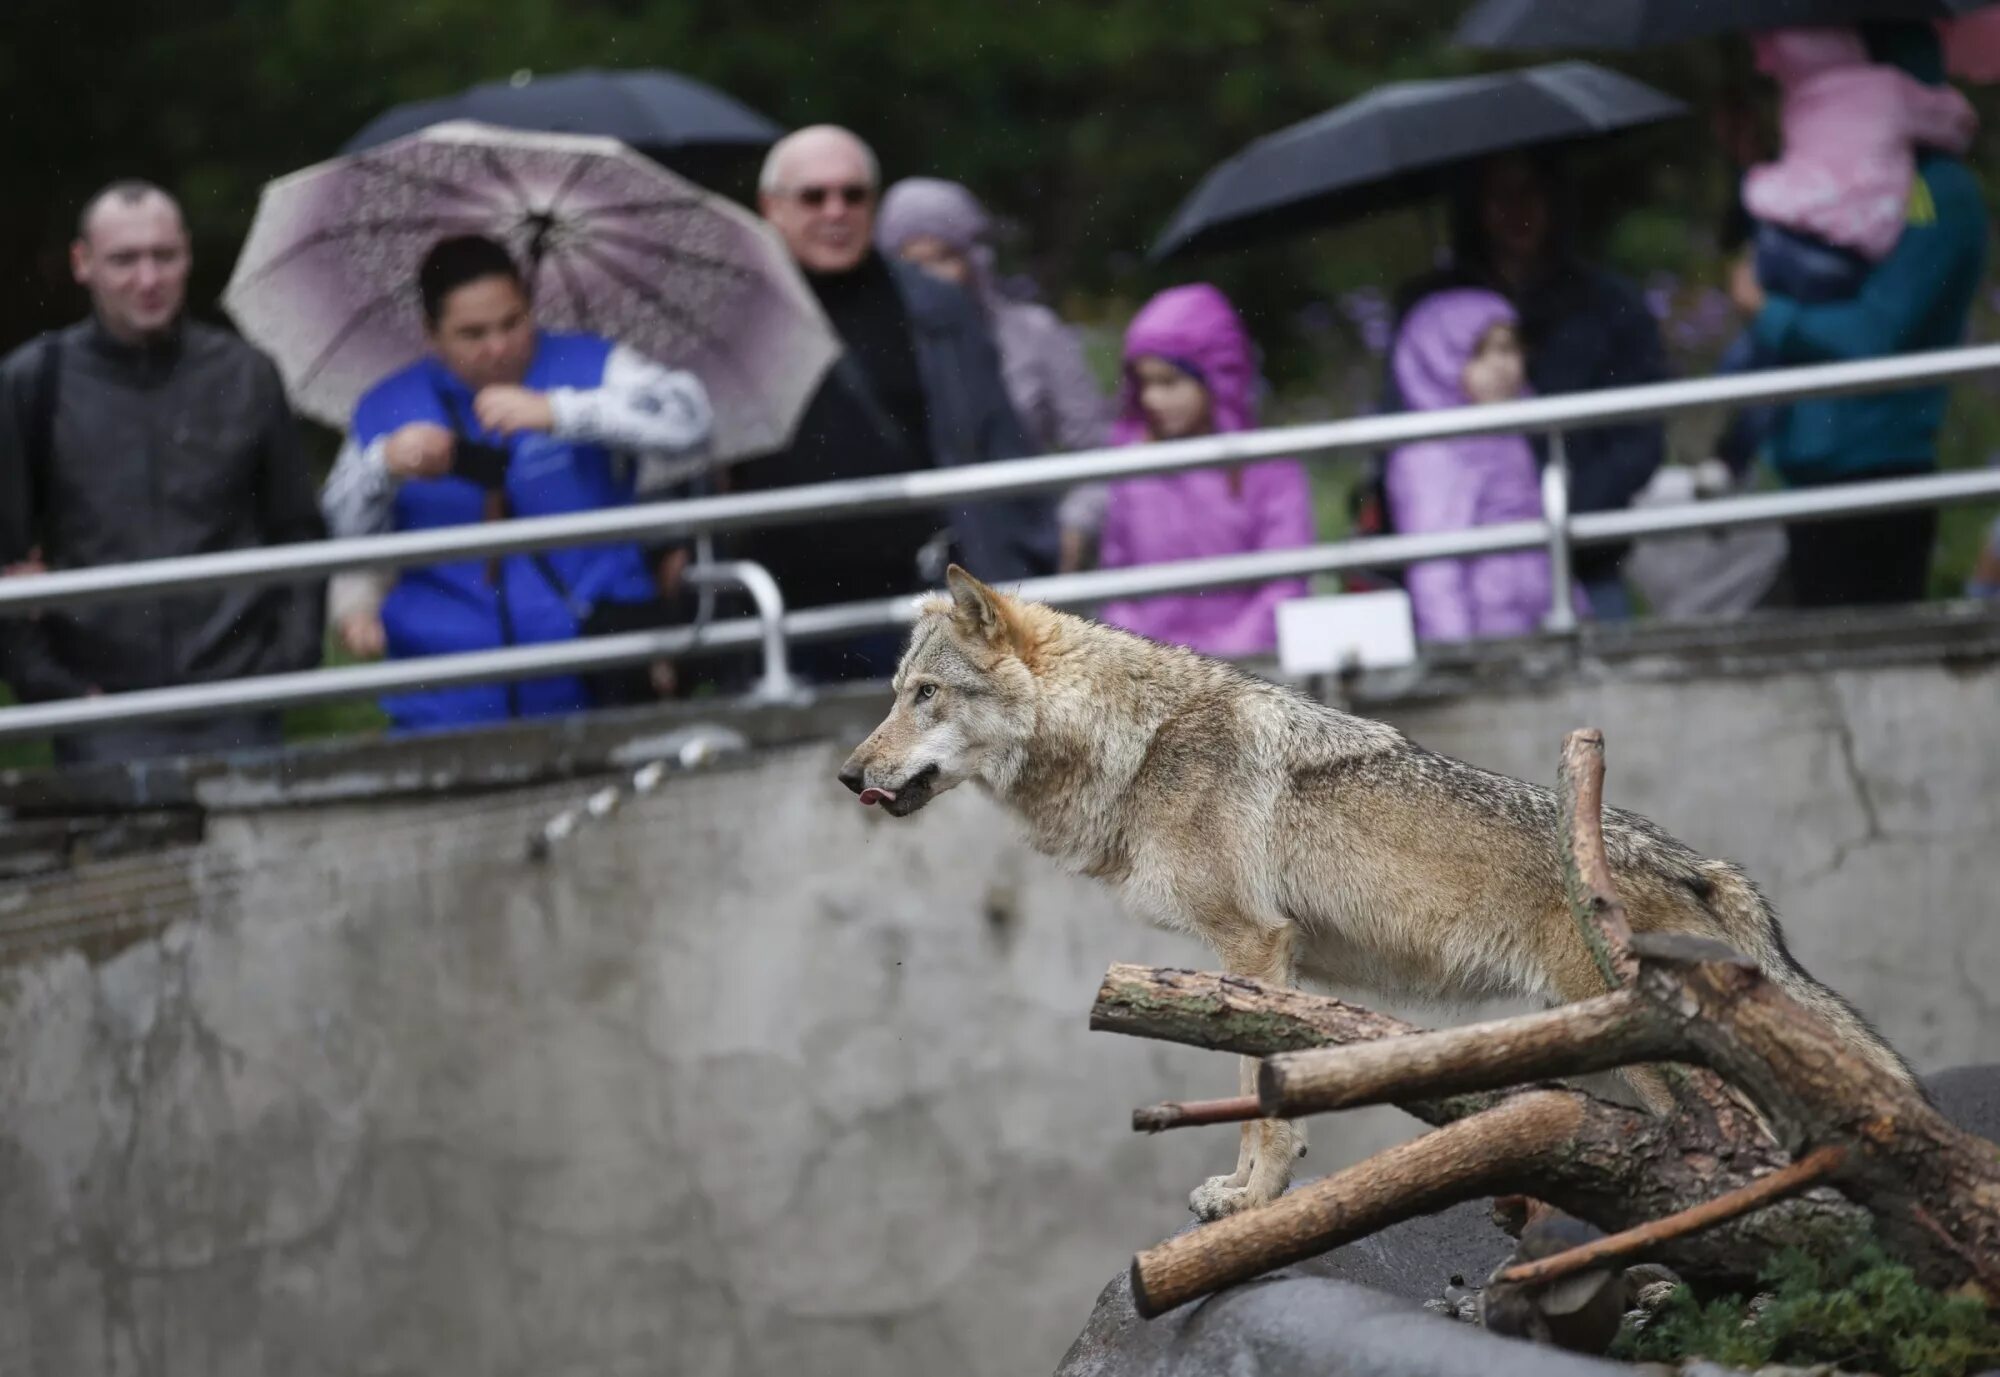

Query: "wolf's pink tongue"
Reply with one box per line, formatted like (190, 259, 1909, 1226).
(858, 787, 896, 807)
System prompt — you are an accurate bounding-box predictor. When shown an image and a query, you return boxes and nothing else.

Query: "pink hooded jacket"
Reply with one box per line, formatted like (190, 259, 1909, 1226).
(1743, 26, 1977, 261)
(1386, 288, 1577, 642)
(1098, 285, 1313, 657)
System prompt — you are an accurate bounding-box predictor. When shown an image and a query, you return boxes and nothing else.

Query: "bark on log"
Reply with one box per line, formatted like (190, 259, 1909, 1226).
(1091, 962, 1504, 1125)
(1255, 989, 1666, 1119)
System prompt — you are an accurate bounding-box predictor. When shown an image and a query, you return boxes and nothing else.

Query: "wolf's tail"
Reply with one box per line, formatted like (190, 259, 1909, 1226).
(1697, 861, 1919, 1088)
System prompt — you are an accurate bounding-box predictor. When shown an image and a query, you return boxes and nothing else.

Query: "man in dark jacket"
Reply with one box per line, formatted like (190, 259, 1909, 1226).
(742, 124, 1055, 682)
(0, 181, 326, 764)
(1387, 151, 1668, 622)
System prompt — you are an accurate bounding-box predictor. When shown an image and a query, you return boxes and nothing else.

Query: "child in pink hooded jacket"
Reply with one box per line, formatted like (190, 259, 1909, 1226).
(1098, 284, 1313, 657)
(1386, 288, 1576, 641)
(1744, 26, 1976, 265)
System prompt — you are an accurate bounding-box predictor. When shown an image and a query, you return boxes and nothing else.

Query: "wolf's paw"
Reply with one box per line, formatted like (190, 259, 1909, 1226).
(1188, 1176, 1253, 1221)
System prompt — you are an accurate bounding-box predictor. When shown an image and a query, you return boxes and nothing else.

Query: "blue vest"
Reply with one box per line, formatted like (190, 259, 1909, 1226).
(351, 332, 658, 732)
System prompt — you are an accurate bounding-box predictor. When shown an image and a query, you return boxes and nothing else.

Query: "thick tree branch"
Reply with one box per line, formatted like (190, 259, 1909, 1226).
(1091, 963, 1504, 1126)
(1254, 989, 1669, 1119)
(1131, 1092, 1585, 1318)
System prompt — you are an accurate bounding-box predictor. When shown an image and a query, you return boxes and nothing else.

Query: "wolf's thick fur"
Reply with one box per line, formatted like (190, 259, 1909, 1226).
(840, 568, 1916, 1219)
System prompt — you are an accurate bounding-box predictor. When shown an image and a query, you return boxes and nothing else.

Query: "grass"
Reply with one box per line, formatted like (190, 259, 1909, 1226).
(1614, 1235, 2000, 1377)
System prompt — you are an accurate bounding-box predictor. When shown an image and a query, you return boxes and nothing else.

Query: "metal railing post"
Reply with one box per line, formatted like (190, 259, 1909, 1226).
(682, 559, 804, 705)
(1541, 429, 1579, 635)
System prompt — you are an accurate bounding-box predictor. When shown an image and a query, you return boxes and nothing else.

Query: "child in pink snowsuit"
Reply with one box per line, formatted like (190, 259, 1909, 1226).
(1385, 288, 1577, 642)
(1714, 25, 1976, 472)
(1744, 26, 1975, 266)
(1097, 284, 1313, 658)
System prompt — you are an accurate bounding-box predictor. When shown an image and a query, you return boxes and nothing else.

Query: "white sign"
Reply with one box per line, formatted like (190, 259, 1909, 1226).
(1276, 591, 1418, 676)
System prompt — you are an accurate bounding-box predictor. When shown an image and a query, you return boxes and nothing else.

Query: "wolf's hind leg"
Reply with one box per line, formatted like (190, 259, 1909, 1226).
(1548, 942, 1677, 1114)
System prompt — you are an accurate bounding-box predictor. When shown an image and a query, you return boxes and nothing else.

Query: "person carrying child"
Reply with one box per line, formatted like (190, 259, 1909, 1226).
(1713, 24, 1976, 476)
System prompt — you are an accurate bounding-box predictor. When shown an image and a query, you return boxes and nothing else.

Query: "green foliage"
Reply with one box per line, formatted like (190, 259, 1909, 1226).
(1613, 1237, 2000, 1377)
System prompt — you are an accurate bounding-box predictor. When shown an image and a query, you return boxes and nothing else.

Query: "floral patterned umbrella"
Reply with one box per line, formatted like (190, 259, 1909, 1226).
(223, 120, 838, 462)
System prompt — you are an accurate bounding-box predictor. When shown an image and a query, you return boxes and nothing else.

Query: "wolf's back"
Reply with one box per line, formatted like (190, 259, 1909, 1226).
(1392, 742, 1918, 1089)
(1684, 858, 1919, 1087)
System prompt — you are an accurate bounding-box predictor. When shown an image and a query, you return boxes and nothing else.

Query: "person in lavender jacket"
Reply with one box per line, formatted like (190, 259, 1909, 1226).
(1097, 283, 1313, 658)
(1385, 287, 1579, 641)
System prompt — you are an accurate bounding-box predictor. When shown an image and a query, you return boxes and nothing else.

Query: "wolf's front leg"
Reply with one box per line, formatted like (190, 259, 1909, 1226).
(1188, 1053, 1307, 1221)
(1188, 924, 1307, 1221)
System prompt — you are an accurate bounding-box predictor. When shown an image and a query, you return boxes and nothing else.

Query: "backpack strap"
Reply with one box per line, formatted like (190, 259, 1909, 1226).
(24, 332, 63, 541)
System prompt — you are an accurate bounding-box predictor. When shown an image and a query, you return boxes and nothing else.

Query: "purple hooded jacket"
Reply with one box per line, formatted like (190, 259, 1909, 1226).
(1386, 288, 1570, 642)
(1098, 285, 1313, 657)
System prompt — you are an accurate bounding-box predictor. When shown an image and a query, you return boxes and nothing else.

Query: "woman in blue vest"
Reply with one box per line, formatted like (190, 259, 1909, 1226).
(321, 234, 713, 732)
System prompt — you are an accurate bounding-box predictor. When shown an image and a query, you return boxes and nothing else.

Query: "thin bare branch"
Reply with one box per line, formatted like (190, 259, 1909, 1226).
(1559, 728, 1637, 989)
(1495, 1145, 1849, 1289)
(1133, 1095, 1262, 1133)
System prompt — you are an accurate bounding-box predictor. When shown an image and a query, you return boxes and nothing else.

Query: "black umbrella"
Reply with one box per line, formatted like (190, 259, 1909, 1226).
(342, 67, 783, 160)
(1149, 62, 1685, 262)
(1457, 0, 1990, 50)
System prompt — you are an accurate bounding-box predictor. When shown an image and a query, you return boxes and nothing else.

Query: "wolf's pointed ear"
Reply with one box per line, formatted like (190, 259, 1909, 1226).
(945, 564, 1005, 641)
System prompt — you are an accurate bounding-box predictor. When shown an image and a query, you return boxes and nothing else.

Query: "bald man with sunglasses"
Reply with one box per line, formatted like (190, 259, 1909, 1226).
(736, 125, 1056, 684)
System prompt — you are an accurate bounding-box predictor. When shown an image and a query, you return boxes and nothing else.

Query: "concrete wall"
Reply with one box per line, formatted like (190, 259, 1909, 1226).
(1, 611, 1997, 1377)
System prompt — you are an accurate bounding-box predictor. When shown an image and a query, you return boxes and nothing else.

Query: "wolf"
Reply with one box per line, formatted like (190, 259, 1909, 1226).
(838, 567, 1916, 1220)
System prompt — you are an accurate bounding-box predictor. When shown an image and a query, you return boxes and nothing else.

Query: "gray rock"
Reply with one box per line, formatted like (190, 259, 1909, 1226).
(1626, 1263, 1682, 1292)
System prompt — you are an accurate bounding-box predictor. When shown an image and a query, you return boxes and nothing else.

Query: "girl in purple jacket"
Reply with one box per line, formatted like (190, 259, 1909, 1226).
(1098, 284, 1313, 657)
(1386, 287, 1574, 641)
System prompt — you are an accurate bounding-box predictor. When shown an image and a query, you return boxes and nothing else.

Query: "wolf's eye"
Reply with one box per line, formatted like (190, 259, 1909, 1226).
(915, 683, 938, 702)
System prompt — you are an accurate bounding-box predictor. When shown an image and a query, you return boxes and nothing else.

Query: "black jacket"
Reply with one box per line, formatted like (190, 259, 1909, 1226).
(725, 257, 1055, 607)
(0, 317, 327, 700)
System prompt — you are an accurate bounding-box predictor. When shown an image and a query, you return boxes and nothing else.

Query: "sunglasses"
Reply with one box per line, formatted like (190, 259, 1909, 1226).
(791, 182, 873, 209)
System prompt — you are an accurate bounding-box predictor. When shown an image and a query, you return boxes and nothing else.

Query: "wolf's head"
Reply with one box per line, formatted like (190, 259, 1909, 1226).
(838, 566, 1044, 817)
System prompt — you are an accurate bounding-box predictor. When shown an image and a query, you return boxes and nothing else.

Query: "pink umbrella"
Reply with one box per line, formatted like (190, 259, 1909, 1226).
(223, 120, 838, 462)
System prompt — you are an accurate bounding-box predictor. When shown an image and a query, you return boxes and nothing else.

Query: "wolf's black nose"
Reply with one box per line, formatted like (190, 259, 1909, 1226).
(837, 765, 865, 795)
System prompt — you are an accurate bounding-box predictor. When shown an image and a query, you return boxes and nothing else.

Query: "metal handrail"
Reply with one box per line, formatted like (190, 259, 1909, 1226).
(1539, 431, 1577, 634)
(682, 560, 799, 703)
(2, 342, 1999, 617)
(3, 464, 1997, 743)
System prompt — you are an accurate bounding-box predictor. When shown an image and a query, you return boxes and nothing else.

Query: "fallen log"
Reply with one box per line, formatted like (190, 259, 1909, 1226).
(1100, 962, 1867, 1315)
(1132, 1091, 1584, 1316)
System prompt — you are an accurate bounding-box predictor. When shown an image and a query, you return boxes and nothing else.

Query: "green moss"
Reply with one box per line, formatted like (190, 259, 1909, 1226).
(1613, 1232, 2000, 1377)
